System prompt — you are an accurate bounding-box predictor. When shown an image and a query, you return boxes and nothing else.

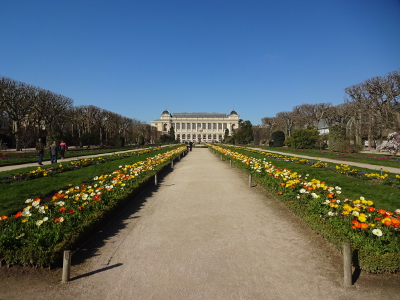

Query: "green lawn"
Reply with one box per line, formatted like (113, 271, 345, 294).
(254, 146, 400, 169)
(0, 146, 178, 216)
(0, 145, 152, 166)
(233, 146, 400, 212)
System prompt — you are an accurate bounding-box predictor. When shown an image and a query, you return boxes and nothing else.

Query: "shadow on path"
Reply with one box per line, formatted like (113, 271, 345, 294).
(70, 263, 123, 281)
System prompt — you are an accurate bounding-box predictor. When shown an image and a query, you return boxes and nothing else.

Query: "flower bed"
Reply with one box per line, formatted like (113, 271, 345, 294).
(0, 148, 158, 183)
(0, 146, 186, 267)
(210, 144, 400, 273)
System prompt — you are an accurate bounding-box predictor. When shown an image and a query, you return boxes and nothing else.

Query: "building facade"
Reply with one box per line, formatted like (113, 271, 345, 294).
(151, 110, 241, 143)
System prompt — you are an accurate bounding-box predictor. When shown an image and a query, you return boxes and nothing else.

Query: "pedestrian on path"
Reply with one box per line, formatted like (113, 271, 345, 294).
(35, 138, 45, 165)
(59, 140, 67, 159)
(49, 141, 59, 163)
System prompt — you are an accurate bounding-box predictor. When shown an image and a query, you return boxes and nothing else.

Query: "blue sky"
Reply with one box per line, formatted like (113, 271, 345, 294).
(1, 0, 399, 125)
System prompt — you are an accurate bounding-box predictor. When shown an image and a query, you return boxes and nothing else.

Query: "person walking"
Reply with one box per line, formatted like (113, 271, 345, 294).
(49, 141, 59, 164)
(35, 138, 45, 165)
(59, 140, 67, 159)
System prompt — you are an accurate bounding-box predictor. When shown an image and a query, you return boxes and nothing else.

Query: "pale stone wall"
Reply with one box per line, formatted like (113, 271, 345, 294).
(151, 110, 240, 143)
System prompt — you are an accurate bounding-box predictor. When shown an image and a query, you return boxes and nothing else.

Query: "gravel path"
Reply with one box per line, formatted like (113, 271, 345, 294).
(2, 148, 399, 299)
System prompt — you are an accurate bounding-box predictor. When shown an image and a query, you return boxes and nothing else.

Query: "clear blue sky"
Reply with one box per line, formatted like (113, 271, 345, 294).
(1, 0, 399, 125)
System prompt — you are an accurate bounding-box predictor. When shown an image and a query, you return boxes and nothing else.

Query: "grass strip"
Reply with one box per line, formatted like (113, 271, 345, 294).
(256, 146, 400, 168)
(0, 146, 178, 216)
(236, 146, 400, 211)
(0, 145, 153, 167)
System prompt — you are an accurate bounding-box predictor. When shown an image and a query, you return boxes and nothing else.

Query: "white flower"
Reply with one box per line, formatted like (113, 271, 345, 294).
(360, 196, 365, 201)
(372, 229, 383, 237)
(22, 211, 32, 217)
(43, 217, 49, 222)
(32, 200, 40, 207)
(55, 201, 65, 206)
(25, 199, 33, 203)
(336, 200, 341, 204)
(75, 186, 80, 190)
(336, 191, 341, 194)
(35, 220, 44, 226)
(328, 211, 335, 216)
(299, 188, 306, 194)
(93, 176, 99, 180)
(352, 211, 359, 216)
(82, 194, 89, 200)
(324, 200, 330, 205)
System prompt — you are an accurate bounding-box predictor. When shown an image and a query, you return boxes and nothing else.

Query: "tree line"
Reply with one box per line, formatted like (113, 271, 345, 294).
(258, 70, 400, 150)
(0, 77, 158, 150)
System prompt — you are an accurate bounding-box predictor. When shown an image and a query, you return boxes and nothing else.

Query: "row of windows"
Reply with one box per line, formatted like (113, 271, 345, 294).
(172, 123, 227, 130)
(178, 134, 223, 140)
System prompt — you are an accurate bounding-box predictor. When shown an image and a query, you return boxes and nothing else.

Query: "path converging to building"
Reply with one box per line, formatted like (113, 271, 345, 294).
(3, 148, 397, 299)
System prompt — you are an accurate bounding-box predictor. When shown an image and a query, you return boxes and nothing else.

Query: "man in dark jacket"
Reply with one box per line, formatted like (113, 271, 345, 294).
(35, 138, 45, 165)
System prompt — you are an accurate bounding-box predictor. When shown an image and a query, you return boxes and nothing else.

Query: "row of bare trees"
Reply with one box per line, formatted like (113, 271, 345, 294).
(0, 77, 157, 150)
(260, 70, 400, 147)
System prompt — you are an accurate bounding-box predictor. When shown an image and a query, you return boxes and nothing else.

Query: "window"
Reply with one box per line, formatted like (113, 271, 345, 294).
(198, 134, 201, 139)
(213, 123, 217, 129)
(223, 123, 227, 130)
(218, 123, 222, 129)
(208, 134, 212, 139)
(177, 134, 180, 140)
(213, 134, 217, 139)
(171, 123, 175, 128)
(192, 123, 196, 129)
(176, 123, 180, 129)
(203, 134, 206, 139)
(182, 134, 186, 139)
(219, 134, 222, 140)
(182, 123, 186, 129)
(197, 123, 201, 129)
(203, 123, 206, 129)
(187, 123, 191, 130)
(208, 123, 211, 129)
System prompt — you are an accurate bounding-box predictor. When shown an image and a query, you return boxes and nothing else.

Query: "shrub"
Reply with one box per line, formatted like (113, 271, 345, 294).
(271, 130, 285, 147)
(291, 129, 319, 149)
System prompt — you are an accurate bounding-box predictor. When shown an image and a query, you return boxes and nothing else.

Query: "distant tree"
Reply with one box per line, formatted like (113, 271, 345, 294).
(232, 120, 253, 144)
(380, 132, 400, 156)
(271, 130, 285, 147)
(168, 126, 176, 142)
(223, 128, 231, 143)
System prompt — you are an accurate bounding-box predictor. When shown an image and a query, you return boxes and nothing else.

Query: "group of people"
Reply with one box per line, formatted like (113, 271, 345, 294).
(35, 138, 67, 165)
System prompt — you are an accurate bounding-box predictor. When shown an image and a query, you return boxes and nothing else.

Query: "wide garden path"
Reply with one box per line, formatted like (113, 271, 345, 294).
(2, 148, 399, 299)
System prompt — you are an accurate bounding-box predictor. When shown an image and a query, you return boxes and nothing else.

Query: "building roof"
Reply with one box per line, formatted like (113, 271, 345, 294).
(172, 112, 228, 118)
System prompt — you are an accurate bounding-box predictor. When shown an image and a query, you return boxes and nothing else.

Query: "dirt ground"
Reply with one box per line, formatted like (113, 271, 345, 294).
(1, 149, 399, 300)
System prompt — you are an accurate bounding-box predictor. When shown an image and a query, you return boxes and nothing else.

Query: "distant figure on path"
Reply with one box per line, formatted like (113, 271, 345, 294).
(35, 138, 45, 165)
(189, 141, 193, 151)
(50, 141, 59, 163)
(59, 140, 67, 159)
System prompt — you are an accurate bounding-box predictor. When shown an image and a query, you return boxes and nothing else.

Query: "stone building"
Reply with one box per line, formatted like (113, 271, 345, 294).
(151, 110, 241, 143)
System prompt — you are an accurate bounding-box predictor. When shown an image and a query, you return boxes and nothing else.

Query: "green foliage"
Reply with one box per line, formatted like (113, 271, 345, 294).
(336, 140, 364, 153)
(284, 136, 294, 147)
(290, 129, 319, 149)
(232, 120, 253, 144)
(271, 130, 285, 147)
(329, 124, 346, 151)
